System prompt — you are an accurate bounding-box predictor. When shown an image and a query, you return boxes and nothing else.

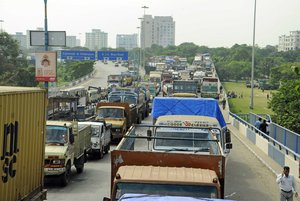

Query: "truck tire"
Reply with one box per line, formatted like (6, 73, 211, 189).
(75, 156, 85, 174)
(61, 162, 71, 186)
(137, 113, 142, 124)
(99, 147, 104, 159)
(105, 143, 110, 154)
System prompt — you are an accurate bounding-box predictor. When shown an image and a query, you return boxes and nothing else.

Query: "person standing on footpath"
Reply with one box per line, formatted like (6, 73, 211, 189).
(276, 166, 298, 201)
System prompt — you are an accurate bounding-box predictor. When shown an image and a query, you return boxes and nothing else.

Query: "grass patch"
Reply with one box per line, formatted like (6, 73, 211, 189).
(223, 81, 274, 115)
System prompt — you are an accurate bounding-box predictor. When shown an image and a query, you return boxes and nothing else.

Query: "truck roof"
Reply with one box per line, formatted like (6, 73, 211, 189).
(117, 165, 218, 185)
(156, 115, 219, 128)
(46, 120, 72, 127)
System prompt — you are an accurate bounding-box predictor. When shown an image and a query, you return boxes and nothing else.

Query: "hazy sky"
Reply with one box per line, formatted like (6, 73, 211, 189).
(1, 0, 300, 48)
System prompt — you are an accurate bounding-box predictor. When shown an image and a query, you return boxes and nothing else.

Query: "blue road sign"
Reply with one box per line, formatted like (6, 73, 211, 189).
(97, 51, 128, 61)
(61, 50, 96, 60)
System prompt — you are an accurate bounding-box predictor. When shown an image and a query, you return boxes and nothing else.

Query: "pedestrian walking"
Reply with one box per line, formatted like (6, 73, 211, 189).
(255, 117, 262, 130)
(276, 166, 298, 201)
(221, 98, 226, 110)
(259, 119, 268, 134)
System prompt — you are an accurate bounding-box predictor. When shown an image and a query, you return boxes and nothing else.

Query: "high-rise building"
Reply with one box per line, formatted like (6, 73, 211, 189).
(66, 36, 77, 47)
(278, 31, 300, 51)
(141, 15, 175, 48)
(11, 32, 27, 49)
(116, 34, 138, 50)
(85, 29, 108, 50)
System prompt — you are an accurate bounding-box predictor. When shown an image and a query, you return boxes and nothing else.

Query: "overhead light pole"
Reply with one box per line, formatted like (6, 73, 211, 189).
(250, 0, 257, 109)
(141, 6, 149, 70)
(0, 20, 4, 33)
(136, 26, 141, 78)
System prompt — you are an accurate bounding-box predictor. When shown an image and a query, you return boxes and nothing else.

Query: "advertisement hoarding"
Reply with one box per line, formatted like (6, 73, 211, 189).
(35, 51, 57, 82)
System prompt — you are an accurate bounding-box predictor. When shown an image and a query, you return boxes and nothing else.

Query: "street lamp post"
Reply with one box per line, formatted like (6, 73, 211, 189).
(141, 6, 149, 70)
(0, 20, 4, 33)
(44, 0, 49, 90)
(137, 26, 141, 78)
(250, 0, 257, 109)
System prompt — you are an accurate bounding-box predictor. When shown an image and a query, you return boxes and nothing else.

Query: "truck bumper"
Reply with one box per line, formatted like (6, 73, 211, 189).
(44, 167, 65, 176)
(111, 131, 124, 139)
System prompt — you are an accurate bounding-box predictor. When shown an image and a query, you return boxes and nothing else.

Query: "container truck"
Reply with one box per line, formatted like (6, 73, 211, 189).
(0, 86, 47, 201)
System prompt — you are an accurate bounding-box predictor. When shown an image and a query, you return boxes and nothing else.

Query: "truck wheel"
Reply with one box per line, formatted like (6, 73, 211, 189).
(61, 162, 71, 186)
(99, 147, 104, 159)
(75, 156, 85, 174)
(105, 143, 110, 154)
(137, 114, 142, 124)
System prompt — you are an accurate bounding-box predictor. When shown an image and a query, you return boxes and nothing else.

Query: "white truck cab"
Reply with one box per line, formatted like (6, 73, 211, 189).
(79, 121, 111, 159)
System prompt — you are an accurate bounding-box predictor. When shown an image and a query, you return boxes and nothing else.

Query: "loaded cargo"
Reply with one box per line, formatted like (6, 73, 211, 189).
(0, 86, 47, 201)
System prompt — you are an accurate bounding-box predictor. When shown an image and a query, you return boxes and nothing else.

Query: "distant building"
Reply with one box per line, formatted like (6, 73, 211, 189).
(278, 30, 300, 51)
(66, 36, 77, 48)
(116, 34, 138, 50)
(85, 29, 108, 50)
(11, 32, 27, 49)
(141, 15, 175, 48)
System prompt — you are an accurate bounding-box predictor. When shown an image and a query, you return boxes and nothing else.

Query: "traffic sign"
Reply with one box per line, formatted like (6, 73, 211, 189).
(97, 51, 128, 61)
(61, 50, 96, 60)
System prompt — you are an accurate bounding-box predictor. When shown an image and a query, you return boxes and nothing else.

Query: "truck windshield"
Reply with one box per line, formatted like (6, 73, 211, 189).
(46, 126, 68, 144)
(98, 108, 124, 118)
(114, 183, 218, 199)
(109, 95, 122, 102)
(91, 125, 100, 137)
(124, 96, 137, 104)
(153, 128, 219, 154)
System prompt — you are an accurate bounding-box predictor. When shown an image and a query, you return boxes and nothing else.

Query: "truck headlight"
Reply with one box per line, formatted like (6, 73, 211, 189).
(52, 159, 65, 164)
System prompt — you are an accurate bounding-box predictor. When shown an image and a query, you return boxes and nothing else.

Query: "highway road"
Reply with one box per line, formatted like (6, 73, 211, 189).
(46, 62, 280, 201)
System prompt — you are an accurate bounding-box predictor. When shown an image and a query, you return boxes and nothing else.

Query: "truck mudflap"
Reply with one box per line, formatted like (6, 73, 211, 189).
(110, 150, 226, 198)
(28, 188, 47, 201)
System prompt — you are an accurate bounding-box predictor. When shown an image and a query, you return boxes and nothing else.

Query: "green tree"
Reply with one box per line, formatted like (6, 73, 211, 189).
(269, 79, 300, 133)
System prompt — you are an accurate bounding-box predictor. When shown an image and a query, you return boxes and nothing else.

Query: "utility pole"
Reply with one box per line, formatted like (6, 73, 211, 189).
(141, 6, 149, 71)
(250, 0, 257, 109)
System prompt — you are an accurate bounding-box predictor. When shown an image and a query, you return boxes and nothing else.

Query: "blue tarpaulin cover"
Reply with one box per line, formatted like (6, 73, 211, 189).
(119, 194, 235, 201)
(152, 97, 226, 128)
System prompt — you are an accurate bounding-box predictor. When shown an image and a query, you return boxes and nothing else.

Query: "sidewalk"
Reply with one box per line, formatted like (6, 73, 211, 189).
(228, 123, 300, 198)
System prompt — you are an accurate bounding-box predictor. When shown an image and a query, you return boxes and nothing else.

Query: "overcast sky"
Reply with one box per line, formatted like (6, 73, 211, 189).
(1, 0, 300, 48)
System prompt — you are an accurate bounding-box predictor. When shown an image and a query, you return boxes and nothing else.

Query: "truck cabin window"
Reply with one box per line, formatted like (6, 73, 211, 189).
(114, 183, 218, 199)
(46, 126, 68, 144)
(98, 108, 124, 118)
(124, 96, 137, 104)
(109, 95, 121, 102)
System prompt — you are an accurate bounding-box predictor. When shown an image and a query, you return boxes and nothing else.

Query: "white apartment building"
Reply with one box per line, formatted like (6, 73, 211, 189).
(141, 15, 175, 48)
(116, 34, 138, 50)
(278, 31, 300, 51)
(11, 32, 27, 49)
(85, 29, 108, 50)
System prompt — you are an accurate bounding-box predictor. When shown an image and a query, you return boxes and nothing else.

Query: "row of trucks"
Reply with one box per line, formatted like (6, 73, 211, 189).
(44, 120, 111, 186)
(104, 97, 232, 200)
(95, 87, 151, 141)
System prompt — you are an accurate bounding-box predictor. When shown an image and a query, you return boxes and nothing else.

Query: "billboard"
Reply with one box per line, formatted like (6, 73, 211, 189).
(35, 51, 57, 82)
(30, 31, 66, 46)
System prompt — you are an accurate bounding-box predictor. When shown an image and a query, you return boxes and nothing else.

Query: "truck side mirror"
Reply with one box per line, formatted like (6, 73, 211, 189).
(225, 143, 233, 149)
(69, 128, 74, 144)
(225, 129, 231, 143)
(103, 197, 111, 201)
(147, 129, 152, 141)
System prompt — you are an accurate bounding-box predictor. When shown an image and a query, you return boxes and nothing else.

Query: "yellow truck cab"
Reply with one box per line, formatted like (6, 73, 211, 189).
(96, 102, 138, 141)
(44, 121, 91, 186)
